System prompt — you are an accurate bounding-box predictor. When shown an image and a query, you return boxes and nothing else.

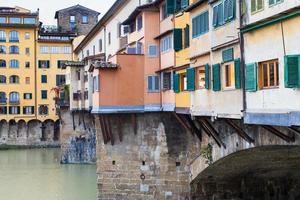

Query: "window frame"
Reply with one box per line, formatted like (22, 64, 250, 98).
(82, 15, 88, 24)
(196, 66, 206, 90)
(251, 0, 264, 14)
(258, 59, 279, 89)
(147, 75, 160, 92)
(192, 10, 209, 38)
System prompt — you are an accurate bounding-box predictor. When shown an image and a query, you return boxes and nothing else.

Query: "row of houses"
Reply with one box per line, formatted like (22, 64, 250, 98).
(66, 0, 300, 127)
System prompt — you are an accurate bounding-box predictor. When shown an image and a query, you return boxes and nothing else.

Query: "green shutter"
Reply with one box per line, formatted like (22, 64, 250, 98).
(184, 25, 190, 48)
(212, 64, 221, 91)
(245, 63, 257, 91)
(228, 0, 235, 20)
(167, 0, 175, 14)
(38, 60, 41, 68)
(213, 6, 218, 27)
(269, 0, 275, 5)
(234, 58, 241, 89)
(217, 3, 224, 26)
(173, 73, 180, 93)
(187, 67, 195, 91)
(173, 28, 183, 52)
(284, 55, 300, 88)
(47, 61, 50, 68)
(222, 48, 234, 62)
(205, 64, 210, 89)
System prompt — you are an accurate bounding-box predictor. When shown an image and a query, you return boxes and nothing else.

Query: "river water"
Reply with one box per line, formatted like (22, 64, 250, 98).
(0, 148, 97, 200)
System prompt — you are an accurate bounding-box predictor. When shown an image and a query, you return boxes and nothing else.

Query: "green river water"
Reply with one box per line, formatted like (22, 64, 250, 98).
(0, 148, 97, 200)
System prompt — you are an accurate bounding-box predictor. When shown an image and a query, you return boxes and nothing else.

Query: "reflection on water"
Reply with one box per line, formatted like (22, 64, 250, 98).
(0, 148, 97, 200)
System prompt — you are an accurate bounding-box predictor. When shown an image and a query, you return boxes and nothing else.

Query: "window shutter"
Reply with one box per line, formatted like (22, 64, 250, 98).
(173, 28, 183, 52)
(245, 63, 257, 91)
(269, 0, 275, 5)
(155, 76, 159, 90)
(167, 0, 175, 14)
(212, 64, 221, 91)
(9, 107, 12, 114)
(217, 3, 224, 26)
(47, 61, 50, 68)
(284, 55, 300, 88)
(30, 93, 32, 99)
(234, 58, 241, 89)
(181, 0, 189, 8)
(184, 25, 190, 48)
(56, 75, 59, 86)
(222, 48, 234, 62)
(148, 76, 153, 91)
(228, 0, 235, 20)
(38, 60, 41, 68)
(187, 67, 195, 91)
(17, 106, 20, 114)
(224, 0, 229, 21)
(57, 60, 61, 68)
(173, 73, 180, 93)
(205, 64, 210, 89)
(213, 6, 218, 27)
(257, 0, 263, 10)
(23, 107, 25, 114)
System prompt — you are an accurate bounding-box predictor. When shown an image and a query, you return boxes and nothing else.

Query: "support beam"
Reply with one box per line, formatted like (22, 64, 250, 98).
(183, 115, 202, 142)
(117, 115, 123, 142)
(99, 115, 108, 144)
(288, 126, 300, 137)
(131, 114, 137, 135)
(225, 119, 254, 143)
(196, 119, 212, 137)
(199, 118, 226, 149)
(105, 115, 114, 146)
(262, 125, 294, 143)
(172, 112, 192, 133)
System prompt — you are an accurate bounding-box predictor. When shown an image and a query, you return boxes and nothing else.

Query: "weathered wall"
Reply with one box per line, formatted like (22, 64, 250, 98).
(95, 112, 201, 200)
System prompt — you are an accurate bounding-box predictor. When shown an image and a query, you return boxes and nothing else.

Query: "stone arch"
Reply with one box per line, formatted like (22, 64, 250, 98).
(8, 119, 17, 139)
(0, 119, 8, 142)
(27, 119, 42, 143)
(17, 120, 27, 139)
(53, 119, 60, 141)
(43, 119, 55, 142)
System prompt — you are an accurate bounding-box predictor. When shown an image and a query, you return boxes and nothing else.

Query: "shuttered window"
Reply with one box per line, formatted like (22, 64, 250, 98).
(173, 73, 180, 93)
(284, 55, 300, 88)
(184, 25, 190, 48)
(234, 58, 241, 89)
(245, 63, 257, 91)
(173, 28, 183, 52)
(187, 68, 195, 91)
(205, 64, 210, 89)
(212, 64, 221, 91)
(192, 11, 209, 38)
(41, 75, 47, 83)
(213, 0, 235, 28)
(148, 75, 160, 92)
(222, 48, 234, 62)
(148, 45, 158, 57)
(167, 0, 175, 14)
(39, 60, 50, 68)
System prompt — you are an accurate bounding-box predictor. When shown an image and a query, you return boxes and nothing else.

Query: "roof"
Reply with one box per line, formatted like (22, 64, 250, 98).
(54, 4, 100, 19)
(74, 0, 127, 54)
(122, 2, 159, 25)
(88, 60, 119, 72)
(185, 0, 207, 12)
(63, 61, 85, 69)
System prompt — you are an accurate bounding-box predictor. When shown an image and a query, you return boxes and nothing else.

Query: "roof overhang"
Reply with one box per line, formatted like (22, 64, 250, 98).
(63, 61, 85, 69)
(122, 3, 159, 25)
(185, 0, 207, 12)
(88, 60, 119, 72)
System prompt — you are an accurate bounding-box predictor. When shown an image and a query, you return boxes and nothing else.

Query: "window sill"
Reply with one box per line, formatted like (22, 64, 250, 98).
(148, 91, 160, 93)
(260, 86, 279, 90)
(251, 8, 264, 15)
(223, 87, 236, 91)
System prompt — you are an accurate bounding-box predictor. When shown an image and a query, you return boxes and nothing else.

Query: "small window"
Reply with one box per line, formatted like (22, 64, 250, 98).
(40, 46, 49, 54)
(70, 15, 75, 23)
(25, 47, 30, 55)
(196, 66, 206, 89)
(269, 0, 283, 6)
(0, 60, 5, 67)
(93, 76, 99, 92)
(148, 45, 158, 57)
(86, 50, 89, 57)
(25, 77, 30, 84)
(9, 46, 19, 54)
(222, 48, 234, 63)
(9, 92, 19, 104)
(93, 45, 95, 55)
(148, 75, 160, 92)
(180, 73, 187, 91)
(9, 31, 19, 42)
(0, 92, 6, 103)
(0, 45, 6, 54)
(0, 75, 6, 84)
(224, 63, 235, 88)
(56, 75, 66, 86)
(25, 62, 30, 68)
(24, 93, 32, 99)
(9, 106, 20, 114)
(41, 90, 47, 99)
(38, 60, 50, 68)
(10, 60, 19, 68)
(99, 39, 103, 52)
(41, 75, 47, 83)
(161, 3, 170, 20)
(137, 16, 143, 31)
(251, 0, 264, 13)
(0, 30, 6, 42)
(9, 17, 21, 24)
(162, 72, 171, 90)
(25, 32, 30, 40)
(39, 105, 48, 115)
(51, 46, 60, 54)
(258, 59, 279, 89)
(108, 32, 111, 45)
(160, 35, 172, 53)
(23, 18, 36, 24)
(0, 107, 7, 115)
(192, 11, 209, 38)
(23, 106, 34, 115)
(0, 17, 6, 24)
(136, 42, 143, 54)
(82, 15, 88, 24)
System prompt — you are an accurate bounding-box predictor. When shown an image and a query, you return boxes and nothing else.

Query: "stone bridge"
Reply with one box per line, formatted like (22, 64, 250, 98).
(93, 112, 300, 200)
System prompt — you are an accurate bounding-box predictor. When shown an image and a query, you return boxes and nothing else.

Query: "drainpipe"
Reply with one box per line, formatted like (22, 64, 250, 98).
(239, 0, 247, 115)
(34, 27, 38, 119)
(104, 26, 107, 61)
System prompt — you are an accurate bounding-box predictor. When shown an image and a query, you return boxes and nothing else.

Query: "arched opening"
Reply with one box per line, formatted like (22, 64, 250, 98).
(53, 120, 60, 141)
(191, 146, 300, 200)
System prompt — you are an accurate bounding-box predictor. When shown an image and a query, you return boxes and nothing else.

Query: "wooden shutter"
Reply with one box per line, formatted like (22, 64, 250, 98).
(228, 0, 235, 20)
(212, 64, 221, 91)
(213, 6, 218, 27)
(173, 28, 183, 52)
(187, 68, 195, 91)
(23, 107, 26, 114)
(234, 58, 241, 89)
(9, 107, 12, 114)
(269, 0, 275, 5)
(205, 64, 210, 89)
(284, 55, 300, 88)
(173, 73, 180, 93)
(30, 93, 32, 99)
(31, 106, 35, 114)
(17, 106, 20, 114)
(57, 60, 61, 68)
(47, 61, 50, 68)
(222, 48, 234, 62)
(257, 0, 263, 10)
(184, 25, 190, 48)
(224, 0, 229, 20)
(167, 0, 175, 14)
(38, 60, 41, 68)
(217, 3, 224, 26)
(148, 76, 153, 91)
(245, 63, 257, 91)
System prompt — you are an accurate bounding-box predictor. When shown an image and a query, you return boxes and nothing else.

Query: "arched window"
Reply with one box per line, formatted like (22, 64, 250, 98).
(9, 31, 19, 42)
(0, 45, 6, 54)
(9, 75, 19, 84)
(0, 75, 6, 83)
(0, 92, 6, 104)
(9, 92, 19, 104)
(0, 60, 6, 67)
(9, 45, 19, 54)
(0, 30, 5, 42)
(9, 60, 19, 68)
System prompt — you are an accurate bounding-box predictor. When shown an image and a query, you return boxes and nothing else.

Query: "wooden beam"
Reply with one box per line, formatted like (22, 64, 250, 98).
(105, 115, 114, 146)
(99, 115, 108, 144)
(117, 115, 123, 142)
(262, 125, 294, 143)
(288, 126, 300, 137)
(183, 115, 202, 142)
(131, 114, 137, 135)
(172, 112, 192, 133)
(225, 119, 254, 143)
(196, 118, 212, 137)
(200, 118, 226, 149)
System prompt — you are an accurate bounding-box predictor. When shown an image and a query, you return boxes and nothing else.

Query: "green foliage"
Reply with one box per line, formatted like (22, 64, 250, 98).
(200, 144, 213, 165)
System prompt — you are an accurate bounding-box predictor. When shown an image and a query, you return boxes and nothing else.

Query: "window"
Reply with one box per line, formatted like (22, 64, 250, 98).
(62, 46, 72, 54)
(224, 63, 235, 88)
(51, 46, 60, 54)
(160, 35, 172, 53)
(38, 60, 50, 68)
(25, 32, 30, 40)
(77, 71, 81, 80)
(57, 60, 67, 68)
(0, 17, 6, 24)
(251, 0, 264, 13)
(39, 105, 48, 115)
(269, 0, 283, 6)
(0, 60, 6, 67)
(148, 75, 160, 92)
(129, 22, 136, 33)
(9, 106, 20, 114)
(197, 66, 206, 89)
(86, 50, 90, 57)
(0, 75, 6, 83)
(136, 42, 143, 54)
(161, 3, 170, 20)
(0, 92, 6, 104)
(41, 90, 47, 99)
(9, 75, 19, 84)
(41, 75, 47, 83)
(82, 15, 88, 24)
(9, 46, 19, 54)
(40, 46, 49, 54)
(93, 45, 95, 55)
(10, 60, 19, 68)
(24, 93, 32, 99)
(9, 17, 21, 24)
(258, 59, 279, 89)
(180, 73, 187, 91)
(93, 76, 99, 92)
(137, 16, 143, 31)
(9, 31, 19, 42)
(56, 75, 66, 86)
(23, 18, 36, 24)
(222, 48, 234, 63)
(23, 106, 34, 114)
(25, 77, 30, 84)
(213, 0, 235, 28)
(148, 45, 158, 57)
(0, 30, 6, 41)
(9, 92, 19, 104)
(73, 92, 81, 101)
(192, 11, 209, 38)
(0, 46, 5, 54)
(25, 47, 30, 55)
(25, 62, 30, 68)
(0, 107, 7, 114)
(108, 32, 111, 45)
(99, 39, 103, 52)
(162, 72, 171, 90)
(70, 15, 75, 23)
